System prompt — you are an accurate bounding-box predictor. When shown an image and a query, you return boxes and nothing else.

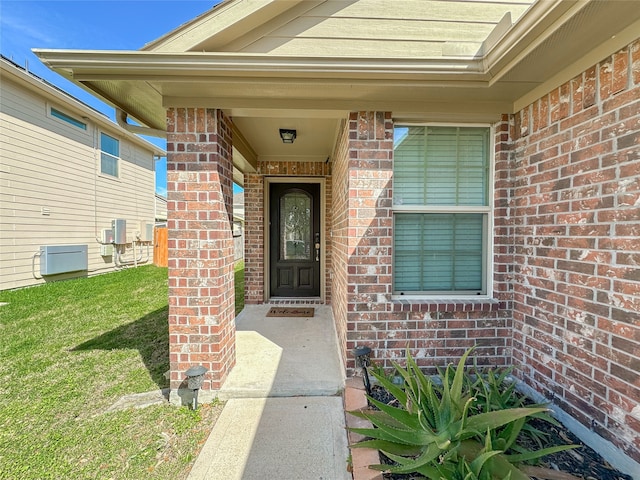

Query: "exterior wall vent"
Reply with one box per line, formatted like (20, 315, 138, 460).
(40, 245, 88, 275)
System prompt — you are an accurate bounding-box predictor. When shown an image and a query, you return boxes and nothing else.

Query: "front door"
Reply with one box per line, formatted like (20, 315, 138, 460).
(270, 183, 321, 297)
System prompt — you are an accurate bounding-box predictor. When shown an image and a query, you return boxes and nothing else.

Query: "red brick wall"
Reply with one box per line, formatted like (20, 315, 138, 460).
(243, 172, 264, 304)
(510, 39, 640, 462)
(330, 118, 350, 368)
(166, 107, 236, 391)
(325, 175, 333, 303)
(494, 115, 517, 309)
(335, 112, 513, 373)
(341, 111, 394, 369)
(243, 160, 332, 304)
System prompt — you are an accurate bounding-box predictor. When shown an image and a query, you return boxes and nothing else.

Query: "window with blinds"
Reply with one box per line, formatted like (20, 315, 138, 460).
(393, 126, 490, 295)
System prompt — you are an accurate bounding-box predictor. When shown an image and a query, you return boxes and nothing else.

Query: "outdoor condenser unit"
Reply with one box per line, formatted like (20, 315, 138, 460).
(40, 245, 88, 276)
(112, 219, 126, 244)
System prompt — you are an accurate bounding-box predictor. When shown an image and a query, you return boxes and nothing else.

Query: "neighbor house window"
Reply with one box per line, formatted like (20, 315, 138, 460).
(100, 133, 119, 177)
(50, 107, 87, 130)
(393, 126, 491, 296)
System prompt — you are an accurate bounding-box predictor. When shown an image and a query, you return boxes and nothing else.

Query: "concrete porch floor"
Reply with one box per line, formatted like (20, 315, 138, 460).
(218, 304, 345, 399)
(187, 304, 351, 480)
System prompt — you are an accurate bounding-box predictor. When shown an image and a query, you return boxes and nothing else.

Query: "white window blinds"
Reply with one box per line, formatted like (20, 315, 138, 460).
(393, 126, 490, 295)
(394, 126, 488, 206)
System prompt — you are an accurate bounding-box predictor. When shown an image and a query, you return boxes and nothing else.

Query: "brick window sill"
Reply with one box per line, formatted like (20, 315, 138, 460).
(391, 297, 504, 312)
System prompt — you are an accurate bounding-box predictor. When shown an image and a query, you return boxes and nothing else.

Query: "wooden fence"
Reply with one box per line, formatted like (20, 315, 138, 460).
(153, 226, 243, 267)
(153, 226, 168, 267)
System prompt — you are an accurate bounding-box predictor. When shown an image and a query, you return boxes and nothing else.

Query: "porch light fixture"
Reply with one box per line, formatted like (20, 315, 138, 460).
(352, 346, 372, 395)
(185, 365, 208, 410)
(279, 128, 297, 144)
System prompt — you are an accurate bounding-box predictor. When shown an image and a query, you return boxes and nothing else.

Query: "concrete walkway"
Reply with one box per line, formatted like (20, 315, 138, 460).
(187, 305, 351, 480)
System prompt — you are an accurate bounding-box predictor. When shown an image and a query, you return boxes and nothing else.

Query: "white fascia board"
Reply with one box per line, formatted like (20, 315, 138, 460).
(33, 49, 487, 81)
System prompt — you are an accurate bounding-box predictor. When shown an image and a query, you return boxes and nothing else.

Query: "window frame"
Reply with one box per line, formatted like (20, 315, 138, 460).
(99, 132, 120, 179)
(391, 123, 494, 300)
(47, 104, 89, 132)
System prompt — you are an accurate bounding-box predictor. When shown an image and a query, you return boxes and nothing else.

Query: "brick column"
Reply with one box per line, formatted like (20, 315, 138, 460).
(166, 108, 235, 404)
(345, 111, 394, 369)
(243, 172, 264, 304)
(493, 114, 515, 357)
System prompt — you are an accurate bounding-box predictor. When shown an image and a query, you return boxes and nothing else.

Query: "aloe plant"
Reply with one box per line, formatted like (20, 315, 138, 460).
(350, 348, 579, 479)
(468, 366, 559, 455)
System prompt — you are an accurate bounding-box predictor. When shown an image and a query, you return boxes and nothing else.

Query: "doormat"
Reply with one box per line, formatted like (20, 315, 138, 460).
(266, 307, 315, 317)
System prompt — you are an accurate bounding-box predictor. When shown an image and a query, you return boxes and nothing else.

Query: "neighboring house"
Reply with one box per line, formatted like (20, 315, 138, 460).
(155, 193, 168, 222)
(36, 0, 640, 465)
(233, 191, 244, 260)
(0, 56, 165, 290)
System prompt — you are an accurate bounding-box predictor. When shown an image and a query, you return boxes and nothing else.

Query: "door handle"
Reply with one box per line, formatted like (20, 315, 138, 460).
(314, 233, 320, 262)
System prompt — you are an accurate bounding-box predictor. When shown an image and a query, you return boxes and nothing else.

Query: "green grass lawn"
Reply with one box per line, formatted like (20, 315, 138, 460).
(0, 263, 244, 480)
(235, 260, 245, 314)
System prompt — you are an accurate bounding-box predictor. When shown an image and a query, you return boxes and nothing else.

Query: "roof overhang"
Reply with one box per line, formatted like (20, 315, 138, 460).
(33, 0, 640, 177)
(32, 50, 509, 125)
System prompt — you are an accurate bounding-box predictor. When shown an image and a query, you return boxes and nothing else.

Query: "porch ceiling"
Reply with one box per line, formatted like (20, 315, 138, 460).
(33, 0, 640, 179)
(233, 115, 340, 165)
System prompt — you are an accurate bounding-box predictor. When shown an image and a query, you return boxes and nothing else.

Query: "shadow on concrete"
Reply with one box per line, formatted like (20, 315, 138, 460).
(187, 304, 350, 480)
(71, 306, 169, 389)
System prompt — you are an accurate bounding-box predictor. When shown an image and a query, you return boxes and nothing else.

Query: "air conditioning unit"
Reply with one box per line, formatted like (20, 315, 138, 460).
(40, 245, 88, 275)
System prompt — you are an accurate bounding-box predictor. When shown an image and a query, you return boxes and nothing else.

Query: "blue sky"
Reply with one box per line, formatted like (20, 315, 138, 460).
(1, 0, 243, 196)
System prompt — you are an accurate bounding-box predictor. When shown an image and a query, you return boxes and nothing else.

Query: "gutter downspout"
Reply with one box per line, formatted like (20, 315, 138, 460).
(116, 108, 166, 138)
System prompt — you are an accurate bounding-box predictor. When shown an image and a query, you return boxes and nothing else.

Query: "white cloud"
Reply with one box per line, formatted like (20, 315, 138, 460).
(0, 14, 57, 47)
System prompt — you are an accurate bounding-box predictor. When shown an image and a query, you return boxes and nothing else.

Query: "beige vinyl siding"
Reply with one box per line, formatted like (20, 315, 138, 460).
(307, 0, 534, 22)
(221, 0, 533, 57)
(0, 74, 157, 290)
(238, 37, 468, 58)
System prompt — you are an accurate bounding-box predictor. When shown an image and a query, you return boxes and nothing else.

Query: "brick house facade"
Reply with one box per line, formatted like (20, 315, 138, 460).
(36, 0, 640, 468)
(239, 42, 640, 461)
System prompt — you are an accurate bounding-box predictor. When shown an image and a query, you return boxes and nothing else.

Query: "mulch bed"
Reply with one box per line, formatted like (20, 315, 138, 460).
(368, 384, 633, 480)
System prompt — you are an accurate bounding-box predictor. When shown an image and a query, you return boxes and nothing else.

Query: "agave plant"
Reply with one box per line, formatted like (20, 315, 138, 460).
(468, 365, 560, 455)
(349, 348, 579, 480)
